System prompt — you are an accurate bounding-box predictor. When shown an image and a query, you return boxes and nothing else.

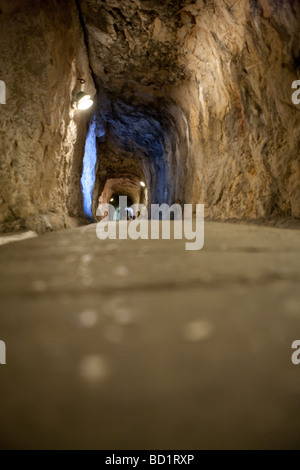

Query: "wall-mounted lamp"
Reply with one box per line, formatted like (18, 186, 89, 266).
(140, 181, 146, 188)
(75, 78, 94, 111)
(77, 91, 93, 110)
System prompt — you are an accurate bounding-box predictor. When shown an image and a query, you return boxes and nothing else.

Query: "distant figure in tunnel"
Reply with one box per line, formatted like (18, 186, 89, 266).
(126, 207, 134, 220)
(112, 205, 134, 220)
(113, 206, 120, 221)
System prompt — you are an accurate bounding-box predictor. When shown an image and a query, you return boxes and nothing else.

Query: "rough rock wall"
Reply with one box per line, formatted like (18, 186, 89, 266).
(173, 0, 300, 218)
(0, 0, 95, 233)
(80, 0, 300, 219)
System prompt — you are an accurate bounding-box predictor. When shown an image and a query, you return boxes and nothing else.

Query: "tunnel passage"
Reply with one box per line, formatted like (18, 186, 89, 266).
(86, 94, 189, 220)
(110, 193, 134, 209)
(1, 0, 299, 235)
(97, 176, 147, 215)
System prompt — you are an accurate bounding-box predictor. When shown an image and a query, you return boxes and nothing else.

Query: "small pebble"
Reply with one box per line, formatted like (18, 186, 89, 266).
(81, 254, 93, 264)
(77, 310, 98, 328)
(115, 266, 129, 277)
(78, 355, 109, 382)
(183, 320, 215, 342)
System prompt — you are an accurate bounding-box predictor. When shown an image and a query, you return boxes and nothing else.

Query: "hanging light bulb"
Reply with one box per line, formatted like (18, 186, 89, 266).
(76, 91, 93, 110)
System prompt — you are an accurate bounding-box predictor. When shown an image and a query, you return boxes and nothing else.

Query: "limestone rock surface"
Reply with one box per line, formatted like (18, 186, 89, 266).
(79, 0, 300, 219)
(0, 0, 95, 233)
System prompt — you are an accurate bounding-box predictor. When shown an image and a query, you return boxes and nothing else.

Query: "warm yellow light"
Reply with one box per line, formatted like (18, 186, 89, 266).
(77, 92, 93, 110)
(140, 181, 146, 187)
(110, 198, 114, 202)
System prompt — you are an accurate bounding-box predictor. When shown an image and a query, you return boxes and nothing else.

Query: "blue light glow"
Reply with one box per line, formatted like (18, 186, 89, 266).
(81, 118, 97, 218)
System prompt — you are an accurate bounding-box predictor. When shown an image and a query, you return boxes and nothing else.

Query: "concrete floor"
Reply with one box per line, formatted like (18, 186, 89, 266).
(0, 222, 300, 449)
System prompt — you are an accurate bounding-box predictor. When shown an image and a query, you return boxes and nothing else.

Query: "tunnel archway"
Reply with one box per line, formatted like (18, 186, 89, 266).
(83, 94, 190, 221)
(110, 193, 134, 209)
(95, 174, 148, 220)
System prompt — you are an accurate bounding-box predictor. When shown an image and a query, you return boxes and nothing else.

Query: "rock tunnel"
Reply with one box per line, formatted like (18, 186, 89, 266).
(0, 0, 300, 451)
(1, 0, 299, 231)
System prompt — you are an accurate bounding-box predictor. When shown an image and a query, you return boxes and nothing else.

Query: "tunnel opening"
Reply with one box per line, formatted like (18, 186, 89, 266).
(96, 176, 147, 220)
(109, 193, 134, 221)
(85, 92, 190, 222)
(110, 193, 134, 209)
